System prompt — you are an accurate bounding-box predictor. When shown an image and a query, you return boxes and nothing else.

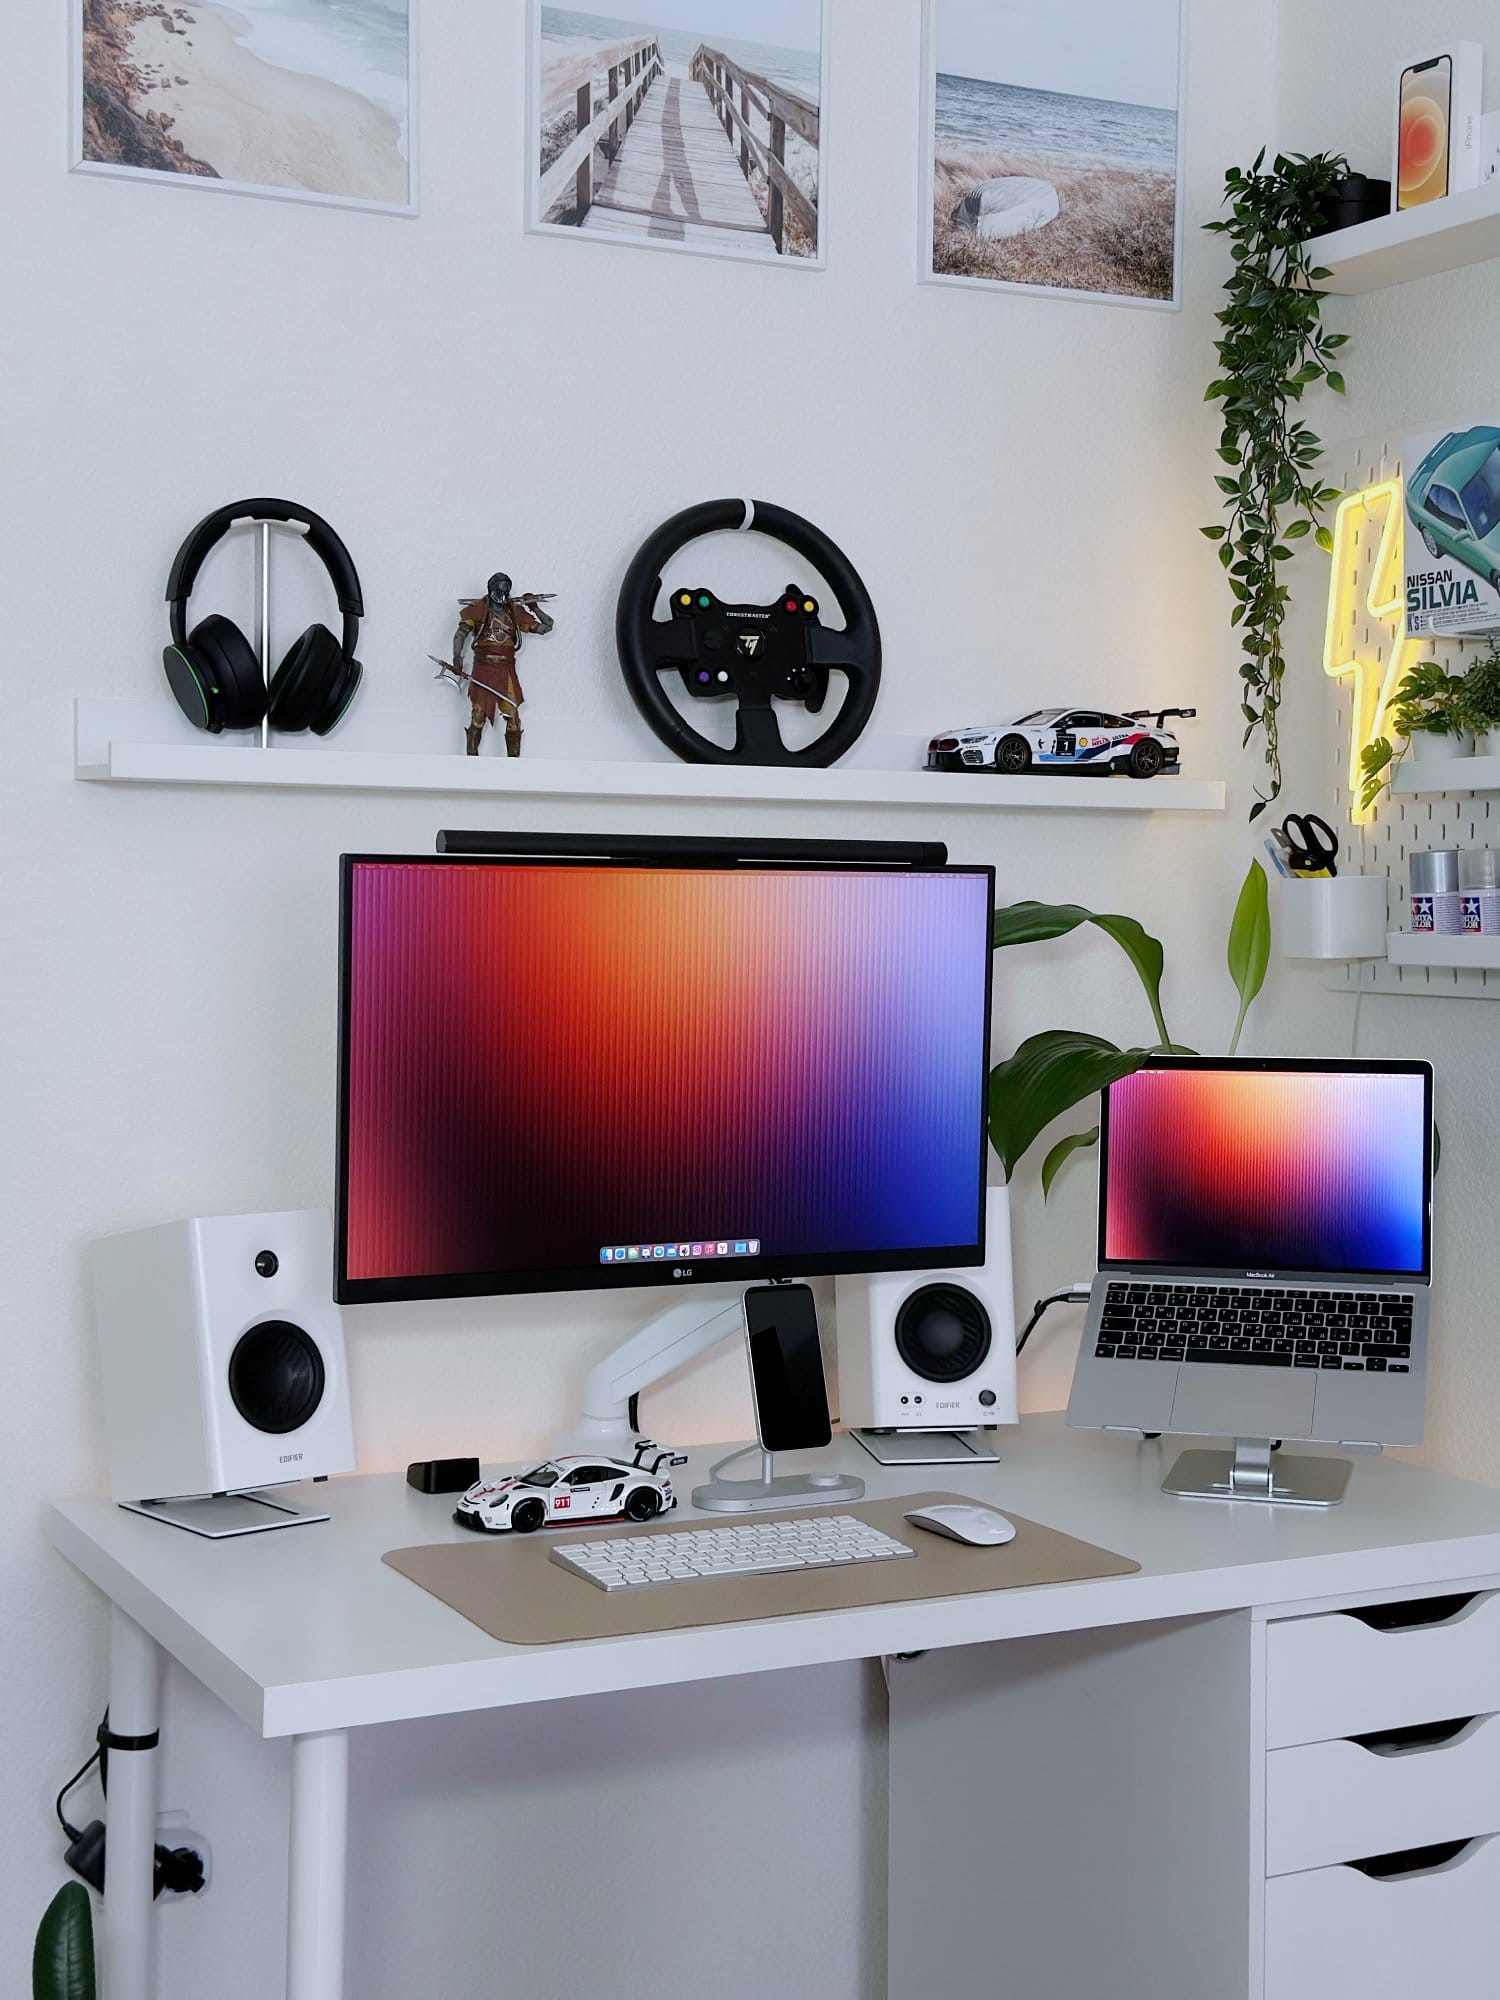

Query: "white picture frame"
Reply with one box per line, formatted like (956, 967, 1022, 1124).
(527, 0, 830, 269)
(919, 0, 1186, 311)
(70, 0, 419, 217)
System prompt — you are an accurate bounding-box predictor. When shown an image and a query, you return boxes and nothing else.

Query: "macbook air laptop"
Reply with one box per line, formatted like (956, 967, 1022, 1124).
(1066, 1057, 1433, 1505)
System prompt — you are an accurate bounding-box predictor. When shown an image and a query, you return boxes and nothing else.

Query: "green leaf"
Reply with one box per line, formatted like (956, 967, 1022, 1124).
(1314, 525, 1334, 553)
(1226, 860, 1271, 1054)
(1041, 1126, 1100, 1200)
(33, 1883, 96, 2000)
(1200, 524, 1227, 540)
(992, 901, 1171, 1046)
(988, 1033, 1150, 1182)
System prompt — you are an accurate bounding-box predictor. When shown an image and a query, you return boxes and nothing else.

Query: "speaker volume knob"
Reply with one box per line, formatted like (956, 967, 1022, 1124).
(254, 1249, 279, 1278)
(979, 1389, 997, 1408)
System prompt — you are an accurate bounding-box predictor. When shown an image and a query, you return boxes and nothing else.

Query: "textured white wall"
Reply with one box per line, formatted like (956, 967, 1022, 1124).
(0, 2, 1287, 1993)
(1275, 0, 1500, 1490)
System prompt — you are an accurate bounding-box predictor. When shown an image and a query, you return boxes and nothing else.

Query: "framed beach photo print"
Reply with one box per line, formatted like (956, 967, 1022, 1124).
(73, 0, 417, 215)
(529, 1, 829, 266)
(922, 0, 1185, 308)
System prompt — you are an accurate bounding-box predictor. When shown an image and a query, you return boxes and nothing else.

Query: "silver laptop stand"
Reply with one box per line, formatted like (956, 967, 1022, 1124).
(1162, 1437, 1352, 1508)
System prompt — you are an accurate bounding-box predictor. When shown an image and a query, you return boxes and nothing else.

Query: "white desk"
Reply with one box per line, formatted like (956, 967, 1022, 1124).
(49, 1416, 1500, 2000)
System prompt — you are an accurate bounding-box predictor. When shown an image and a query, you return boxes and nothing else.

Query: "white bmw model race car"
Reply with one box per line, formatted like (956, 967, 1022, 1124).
(454, 1442, 685, 1535)
(927, 706, 1195, 779)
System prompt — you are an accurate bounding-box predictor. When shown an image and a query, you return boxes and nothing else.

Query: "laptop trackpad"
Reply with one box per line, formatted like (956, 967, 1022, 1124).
(1169, 1367, 1316, 1441)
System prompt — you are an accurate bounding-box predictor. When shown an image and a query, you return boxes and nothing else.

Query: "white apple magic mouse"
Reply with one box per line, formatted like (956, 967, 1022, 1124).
(904, 1503, 1017, 1547)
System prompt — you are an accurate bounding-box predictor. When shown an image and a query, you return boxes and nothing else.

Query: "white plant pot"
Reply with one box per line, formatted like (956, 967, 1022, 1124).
(1279, 874, 1389, 961)
(1411, 728, 1474, 762)
(1479, 731, 1500, 758)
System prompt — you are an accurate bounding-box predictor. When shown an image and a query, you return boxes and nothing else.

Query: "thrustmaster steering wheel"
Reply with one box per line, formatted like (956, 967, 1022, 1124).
(616, 500, 882, 766)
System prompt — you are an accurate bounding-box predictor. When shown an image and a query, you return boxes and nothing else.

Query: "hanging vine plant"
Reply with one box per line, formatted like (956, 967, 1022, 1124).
(1202, 150, 1353, 821)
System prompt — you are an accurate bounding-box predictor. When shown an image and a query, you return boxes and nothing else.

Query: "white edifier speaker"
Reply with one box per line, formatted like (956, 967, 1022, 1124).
(834, 1186, 1018, 1432)
(89, 1210, 356, 1503)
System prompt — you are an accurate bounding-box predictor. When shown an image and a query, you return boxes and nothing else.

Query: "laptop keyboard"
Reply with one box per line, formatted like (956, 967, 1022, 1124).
(1094, 1283, 1414, 1372)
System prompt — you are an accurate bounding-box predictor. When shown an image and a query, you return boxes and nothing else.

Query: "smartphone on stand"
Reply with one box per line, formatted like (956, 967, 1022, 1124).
(743, 1284, 833, 1453)
(1398, 55, 1453, 209)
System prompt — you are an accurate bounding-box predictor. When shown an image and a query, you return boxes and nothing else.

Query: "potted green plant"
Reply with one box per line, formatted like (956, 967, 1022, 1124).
(1359, 660, 1472, 808)
(1202, 150, 1353, 823)
(987, 862, 1270, 1193)
(33, 1883, 95, 2000)
(1459, 646, 1500, 756)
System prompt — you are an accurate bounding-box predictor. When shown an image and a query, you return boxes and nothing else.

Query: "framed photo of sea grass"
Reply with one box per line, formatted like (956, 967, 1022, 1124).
(529, 1, 830, 266)
(921, 0, 1185, 308)
(73, 0, 417, 215)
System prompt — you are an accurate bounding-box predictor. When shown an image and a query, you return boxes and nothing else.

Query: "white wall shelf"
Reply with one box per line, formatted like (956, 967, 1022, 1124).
(1386, 931, 1500, 969)
(1310, 183, 1500, 295)
(1393, 753, 1500, 797)
(73, 701, 1227, 815)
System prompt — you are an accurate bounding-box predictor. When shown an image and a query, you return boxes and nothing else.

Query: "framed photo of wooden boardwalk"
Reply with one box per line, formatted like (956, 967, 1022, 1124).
(921, 0, 1186, 309)
(528, 2, 829, 266)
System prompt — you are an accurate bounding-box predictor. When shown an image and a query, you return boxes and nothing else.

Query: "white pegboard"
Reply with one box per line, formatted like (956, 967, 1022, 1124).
(1324, 437, 1500, 1001)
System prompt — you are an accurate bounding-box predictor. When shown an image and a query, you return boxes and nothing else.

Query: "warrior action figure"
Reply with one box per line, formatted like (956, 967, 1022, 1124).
(435, 572, 556, 757)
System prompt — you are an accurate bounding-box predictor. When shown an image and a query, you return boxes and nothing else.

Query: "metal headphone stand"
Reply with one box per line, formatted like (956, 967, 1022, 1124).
(254, 522, 272, 748)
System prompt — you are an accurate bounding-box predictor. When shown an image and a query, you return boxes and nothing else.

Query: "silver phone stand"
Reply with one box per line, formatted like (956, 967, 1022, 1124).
(692, 1443, 864, 1514)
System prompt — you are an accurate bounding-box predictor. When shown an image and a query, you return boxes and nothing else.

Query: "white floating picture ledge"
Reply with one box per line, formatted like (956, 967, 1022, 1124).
(1309, 182, 1500, 295)
(74, 700, 1227, 815)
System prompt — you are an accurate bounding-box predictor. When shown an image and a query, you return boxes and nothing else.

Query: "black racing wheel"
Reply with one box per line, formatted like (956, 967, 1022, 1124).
(624, 1486, 661, 1522)
(995, 734, 1032, 774)
(616, 500, 882, 766)
(1128, 739, 1165, 779)
(510, 1498, 546, 1534)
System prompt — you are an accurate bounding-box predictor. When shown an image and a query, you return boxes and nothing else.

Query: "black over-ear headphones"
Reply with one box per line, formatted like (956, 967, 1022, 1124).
(162, 499, 365, 735)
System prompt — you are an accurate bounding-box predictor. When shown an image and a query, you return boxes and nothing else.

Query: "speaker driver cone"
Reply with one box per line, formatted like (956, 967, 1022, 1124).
(893, 1284, 992, 1384)
(228, 1319, 326, 1434)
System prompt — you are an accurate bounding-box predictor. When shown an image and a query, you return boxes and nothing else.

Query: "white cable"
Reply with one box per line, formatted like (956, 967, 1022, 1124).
(739, 500, 756, 532)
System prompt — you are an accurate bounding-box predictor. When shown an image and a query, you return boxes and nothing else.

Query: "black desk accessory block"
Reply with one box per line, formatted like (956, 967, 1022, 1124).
(408, 1458, 481, 1495)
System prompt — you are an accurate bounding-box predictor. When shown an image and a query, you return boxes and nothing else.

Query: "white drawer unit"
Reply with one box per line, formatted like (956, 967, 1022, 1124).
(1264, 1837, 1500, 2000)
(1265, 1590, 1500, 1748)
(1265, 1714, 1500, 1876)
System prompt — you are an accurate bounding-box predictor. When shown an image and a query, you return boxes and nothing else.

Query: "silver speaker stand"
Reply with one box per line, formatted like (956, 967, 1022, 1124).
(692, 1443, 864, 1514)
(1162, 1437, 1351, 1508)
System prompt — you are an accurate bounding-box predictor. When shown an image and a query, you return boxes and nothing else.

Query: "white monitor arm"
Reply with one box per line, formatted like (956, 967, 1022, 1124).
(552, 1286, 747, 1458)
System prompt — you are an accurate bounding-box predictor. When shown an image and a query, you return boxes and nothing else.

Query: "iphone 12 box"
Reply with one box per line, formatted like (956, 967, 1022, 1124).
(1395, 45, 1482, 210)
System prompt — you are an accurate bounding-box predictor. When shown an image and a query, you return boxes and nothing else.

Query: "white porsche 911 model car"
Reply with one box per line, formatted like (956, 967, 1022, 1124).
(927, 706, 1195, 779)
(454, 1444, 683, 1535)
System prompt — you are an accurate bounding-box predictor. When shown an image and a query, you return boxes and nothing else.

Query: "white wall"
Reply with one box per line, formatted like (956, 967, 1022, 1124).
(0, 2, 1286, 1992)
(1275, 0, 1500, 1489)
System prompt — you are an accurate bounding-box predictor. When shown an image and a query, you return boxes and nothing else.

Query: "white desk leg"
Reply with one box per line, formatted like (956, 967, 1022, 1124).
(287, 1730, 349, 2000)
(101, 1605, 164, 2000)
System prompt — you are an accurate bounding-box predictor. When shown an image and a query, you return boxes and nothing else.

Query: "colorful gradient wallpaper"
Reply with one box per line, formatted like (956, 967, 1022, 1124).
(341, 861, 992, 1286)
(1102, 1067, 1429, 1275)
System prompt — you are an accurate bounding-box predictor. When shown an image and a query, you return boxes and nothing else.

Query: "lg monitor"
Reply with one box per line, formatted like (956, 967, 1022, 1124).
(335, 848, 994, 1305)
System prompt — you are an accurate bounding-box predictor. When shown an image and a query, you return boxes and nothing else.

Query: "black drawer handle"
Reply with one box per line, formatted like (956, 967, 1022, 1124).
(1352, 1716, 1478, 1754)
(1347, 1593, 1482, 1632)
(1349, 1838, 1477, 1880)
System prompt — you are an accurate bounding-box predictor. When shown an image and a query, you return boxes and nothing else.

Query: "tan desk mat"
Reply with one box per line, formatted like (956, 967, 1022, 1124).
(382, 1492, 1140, 1646)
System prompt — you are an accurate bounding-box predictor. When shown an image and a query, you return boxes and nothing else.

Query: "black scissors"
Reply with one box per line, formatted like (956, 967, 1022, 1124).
(1279, 813, 1340, 877)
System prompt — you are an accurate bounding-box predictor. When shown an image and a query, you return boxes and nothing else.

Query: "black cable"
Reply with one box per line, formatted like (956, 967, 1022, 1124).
(1016, 1287, 1092, 1356)
(55, 1745, 101, 1844)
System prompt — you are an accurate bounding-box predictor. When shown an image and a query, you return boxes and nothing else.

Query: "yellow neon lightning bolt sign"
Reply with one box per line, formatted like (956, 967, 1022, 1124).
(1322, 479, 1417, 826)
